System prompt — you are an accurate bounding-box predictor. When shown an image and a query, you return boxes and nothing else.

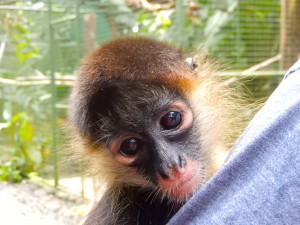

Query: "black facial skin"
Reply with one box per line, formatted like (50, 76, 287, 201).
(81, 78, 200, 185)
(78, 78, 202, 224)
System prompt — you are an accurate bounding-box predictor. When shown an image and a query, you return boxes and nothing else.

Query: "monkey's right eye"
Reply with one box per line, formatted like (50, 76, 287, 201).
(120, 138, 142, 156)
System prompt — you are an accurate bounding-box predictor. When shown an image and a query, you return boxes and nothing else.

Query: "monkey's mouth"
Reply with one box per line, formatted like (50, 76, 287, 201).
(167, 174, 203, 200)
(159, 161, 204, 200)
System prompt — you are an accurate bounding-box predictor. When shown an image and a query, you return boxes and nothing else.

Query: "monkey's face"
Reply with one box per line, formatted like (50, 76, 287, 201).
(83, 79, 207, 201)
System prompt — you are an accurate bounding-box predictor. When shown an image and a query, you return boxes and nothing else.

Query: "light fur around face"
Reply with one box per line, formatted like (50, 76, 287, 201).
(68, 37, 253, 225)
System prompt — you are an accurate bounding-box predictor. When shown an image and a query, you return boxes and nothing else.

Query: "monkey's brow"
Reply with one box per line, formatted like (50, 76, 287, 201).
(92, 117, 116, 143)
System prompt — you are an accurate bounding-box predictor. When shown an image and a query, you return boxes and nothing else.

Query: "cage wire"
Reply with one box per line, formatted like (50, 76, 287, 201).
(0, 0, 298, 194)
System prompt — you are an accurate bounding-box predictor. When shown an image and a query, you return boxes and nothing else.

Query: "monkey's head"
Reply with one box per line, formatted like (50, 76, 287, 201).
(70, 37, 228, 202)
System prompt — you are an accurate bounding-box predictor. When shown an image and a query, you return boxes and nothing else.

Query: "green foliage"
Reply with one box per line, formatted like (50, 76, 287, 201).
(126, 0, 240, 50)
(0, 157, 27, 183)
(136, 10, 173, 36)
(117, 0, 280, 69)
(1, 8, 42, 77)
(0, 112, 44, 182)
(2, 12, 40, 63)
(0, 85, 52, 182)
(0, 157, 39, 183)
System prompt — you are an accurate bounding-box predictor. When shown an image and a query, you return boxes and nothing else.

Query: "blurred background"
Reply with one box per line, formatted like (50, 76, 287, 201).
(0, 0, 299, 224)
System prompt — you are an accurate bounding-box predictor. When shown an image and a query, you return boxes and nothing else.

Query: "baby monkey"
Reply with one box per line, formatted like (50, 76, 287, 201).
(69, 37, 245, 225)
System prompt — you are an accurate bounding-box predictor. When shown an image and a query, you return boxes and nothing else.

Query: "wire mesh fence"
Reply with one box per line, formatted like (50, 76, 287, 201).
(0, 0, 297, 193)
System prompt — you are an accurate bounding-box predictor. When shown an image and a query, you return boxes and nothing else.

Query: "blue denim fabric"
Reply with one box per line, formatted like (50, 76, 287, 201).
(168, 60, 300, 225)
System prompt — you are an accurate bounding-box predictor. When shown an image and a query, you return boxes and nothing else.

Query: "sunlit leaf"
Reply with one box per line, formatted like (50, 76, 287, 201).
(3, 102, 12, 121)
(160, 16, 172, 26)
(0, 123, 9, 130)
(11, 112, 25, 123)
(20, 118, 34, 142)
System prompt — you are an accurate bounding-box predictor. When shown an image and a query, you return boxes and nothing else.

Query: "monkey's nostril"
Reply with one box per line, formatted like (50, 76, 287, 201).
(158, 160, 186, 180)
(158, 169, 169, 180)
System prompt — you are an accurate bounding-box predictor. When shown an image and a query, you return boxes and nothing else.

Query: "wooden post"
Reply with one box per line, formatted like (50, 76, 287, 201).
(84, 14, 97, 54)
(280, 0, 300, 70)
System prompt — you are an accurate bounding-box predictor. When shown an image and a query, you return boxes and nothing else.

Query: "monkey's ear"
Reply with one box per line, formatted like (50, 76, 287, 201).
(185, 57, 198, 71)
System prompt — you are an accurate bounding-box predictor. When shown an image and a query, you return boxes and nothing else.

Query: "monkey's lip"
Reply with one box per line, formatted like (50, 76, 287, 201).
(158, 160, 204, 200)
(168, 174, 203, 199)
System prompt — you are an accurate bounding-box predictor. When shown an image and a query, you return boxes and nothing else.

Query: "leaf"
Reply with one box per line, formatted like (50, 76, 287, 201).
(27, 147, 42, 167)
(0, 123, 9, 130)
(39, 94, 51, 101)
(160, 16, 172, 26)
(3, 102, 12, 121)
(204, 10, 230, 48)
(19, 118, 34, 142)
(11, 112, 25, 123)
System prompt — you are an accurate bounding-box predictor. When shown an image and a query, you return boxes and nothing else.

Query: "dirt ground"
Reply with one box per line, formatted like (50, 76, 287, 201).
(0, 181, 87, 225)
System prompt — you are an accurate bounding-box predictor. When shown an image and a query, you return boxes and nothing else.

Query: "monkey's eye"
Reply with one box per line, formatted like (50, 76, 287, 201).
(120, 138, 142, 156)
(160, 111, 182, 130)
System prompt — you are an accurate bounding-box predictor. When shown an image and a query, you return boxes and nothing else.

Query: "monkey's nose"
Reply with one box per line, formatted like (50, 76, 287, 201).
(178, 155, 187, 169)
(158, 169, 170, 179)
(158, 156, 187, 180)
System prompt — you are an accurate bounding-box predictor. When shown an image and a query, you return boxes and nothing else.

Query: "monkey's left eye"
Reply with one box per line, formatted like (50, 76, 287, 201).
(160, 111, 182, 130)
(120, 138, 142, 156)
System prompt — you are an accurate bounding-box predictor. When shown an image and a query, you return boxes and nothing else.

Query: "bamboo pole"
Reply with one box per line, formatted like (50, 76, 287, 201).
(280, 0, 300, 70)
(47, 0, 59, 187)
